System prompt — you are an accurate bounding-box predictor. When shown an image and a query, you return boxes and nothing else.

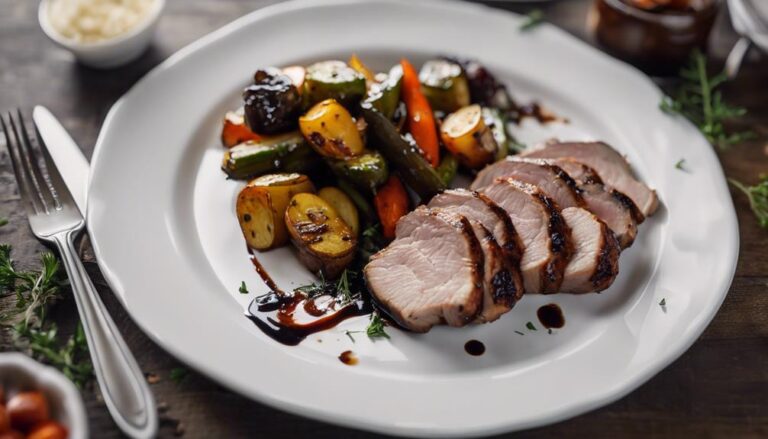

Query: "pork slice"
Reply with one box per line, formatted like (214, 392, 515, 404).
(579, 183, 639, 248)
(560, 207, 621, 293)
(481, 179, 573, 294)
(471, 157, 583, 210)
(520, 141, 658, 217)
(428, 188, 524, 264)
(366, 207, 484, 332)
(538, 158, 603, 185)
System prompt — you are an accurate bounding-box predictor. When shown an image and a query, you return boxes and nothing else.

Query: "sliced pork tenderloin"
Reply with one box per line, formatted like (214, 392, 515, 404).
(365, 207, 484, 332)
(428, 188, 524, 265)
(520, 141, 658, 217)
(481, 179, 573, 294)
(579, 183, 639, 248)
(559, 207, 621, 293)
(471, 157, 584, 210)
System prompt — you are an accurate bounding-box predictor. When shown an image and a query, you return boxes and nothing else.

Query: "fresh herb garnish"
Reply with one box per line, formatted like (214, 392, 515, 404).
(729, 176, 768, 228)
(660, 50, 753, 149)
(358, 223, 385, 264)
(526, 321, 537, 331)
(170, 367, 188, 384)
(520, 9, 544, 32)
(335, 269, 355, 303)
(659, 298, 667, 313)
(1, 245, 92, 387)
(675, 159, 686, 171)
(514, 330, 524, 336)
(238, 281, 249, 295)
(294, 269, 360, 304)
(344, 330, 363, 343)
(366, 312, 390, 339)
(0, 218, 7, 227)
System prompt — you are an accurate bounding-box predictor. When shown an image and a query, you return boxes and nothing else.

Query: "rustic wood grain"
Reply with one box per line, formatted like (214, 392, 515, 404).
(0, 0, 766, 438)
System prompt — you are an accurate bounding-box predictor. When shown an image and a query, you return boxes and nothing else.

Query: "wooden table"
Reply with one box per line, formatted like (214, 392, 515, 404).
(1, 0, 766, 437)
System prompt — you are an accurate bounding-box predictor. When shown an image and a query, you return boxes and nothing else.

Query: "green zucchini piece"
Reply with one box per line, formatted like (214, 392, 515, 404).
(337, 179, 376, 222)
(222, 132, 317, 180)
(303, 61, 366, 108)
(482, 107, 510, 160)
(361, 105, 446, 200)
(436, 154, 459, 186)
(326, 151, 389, 193)
(364, 65, 403, 119)
(419, 60, 470, 113)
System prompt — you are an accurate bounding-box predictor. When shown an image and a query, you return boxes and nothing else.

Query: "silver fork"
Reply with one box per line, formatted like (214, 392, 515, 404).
(2, 110, 158, 439)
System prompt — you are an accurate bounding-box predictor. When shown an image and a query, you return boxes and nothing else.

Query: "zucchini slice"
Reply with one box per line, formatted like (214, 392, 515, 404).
(419, 60, 470, 113)
(303, 61, 366, 108)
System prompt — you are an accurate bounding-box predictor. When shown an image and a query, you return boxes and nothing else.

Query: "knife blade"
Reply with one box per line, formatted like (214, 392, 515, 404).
(33, 106, 90, 215)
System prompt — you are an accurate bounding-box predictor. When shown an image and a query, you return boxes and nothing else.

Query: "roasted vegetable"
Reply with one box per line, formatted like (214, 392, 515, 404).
(436, 154, 459, 186)
(348, 54, 376, 85)
(443, 56, 517, 112)
(303, 61, 366, 108)
(440, 104, 498, 169)
(338, 179, 376, 222)
(222, 132, 317, 179)
(482, 107, 510, 160)
(299, 99, 365, 159)
(326, 151, 389, 193)
(364, 65, 403, 119)
(374, 175, 409, 239)
(285, 193, 357, 278)
(243, 68, 302, 134)
(400, 59, 440, 167)
(221, 108, 261, 147)
(419, 60, 470, 113)
(237, 173, 315, 251)
(362, 105, 446, 200)
(318, 187, 359, 236)
(282, 65, 306, 91)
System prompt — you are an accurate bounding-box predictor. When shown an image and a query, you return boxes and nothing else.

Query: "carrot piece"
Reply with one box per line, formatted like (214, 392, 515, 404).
(400, 59, 440, 167)
(221, 110, 260, 147)
(374, 175, 410, 239)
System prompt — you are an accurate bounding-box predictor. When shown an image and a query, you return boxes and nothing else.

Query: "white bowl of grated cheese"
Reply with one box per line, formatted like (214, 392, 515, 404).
(39, 0, 165, 69)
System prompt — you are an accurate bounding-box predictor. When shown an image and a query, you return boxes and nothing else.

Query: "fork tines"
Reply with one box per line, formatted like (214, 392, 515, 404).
(1, 110, 71, 217)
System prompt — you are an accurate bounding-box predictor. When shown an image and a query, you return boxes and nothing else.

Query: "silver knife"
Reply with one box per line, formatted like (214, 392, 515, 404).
(32, 106, 89, 215)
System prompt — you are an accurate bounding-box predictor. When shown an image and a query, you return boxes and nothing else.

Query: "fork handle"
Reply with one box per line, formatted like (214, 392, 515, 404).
(54, 230, 158, 439)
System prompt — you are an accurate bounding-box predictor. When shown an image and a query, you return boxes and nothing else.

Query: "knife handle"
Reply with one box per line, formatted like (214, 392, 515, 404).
(54, 229, 158, 439)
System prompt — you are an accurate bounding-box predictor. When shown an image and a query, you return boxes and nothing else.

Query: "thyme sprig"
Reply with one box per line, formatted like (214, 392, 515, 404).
(729, 176, 768, 228)
(520, 9, 544, 32)
(366, 312, 389, 339)
(660, 50, 753, 149)
(0, 244, 92, 387)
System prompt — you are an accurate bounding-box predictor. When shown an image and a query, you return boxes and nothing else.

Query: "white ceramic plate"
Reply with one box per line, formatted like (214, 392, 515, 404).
(87, 0, 739, 436)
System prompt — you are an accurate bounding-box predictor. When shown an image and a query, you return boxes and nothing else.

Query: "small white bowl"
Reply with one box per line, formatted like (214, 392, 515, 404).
(38, 0, 165, 69)
(0, 353, 88, 438)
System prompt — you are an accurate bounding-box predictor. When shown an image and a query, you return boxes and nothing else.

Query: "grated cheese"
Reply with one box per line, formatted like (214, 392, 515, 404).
(48, 0, 156, 43)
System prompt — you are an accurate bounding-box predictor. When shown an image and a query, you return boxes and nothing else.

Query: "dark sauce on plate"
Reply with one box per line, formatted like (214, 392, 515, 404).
(339, 350, 358, 366)
(245, 249, 372, 346)
(464, 340, 486, 356)
(537, 303, 565, 329)
(511, 102, 566, 124)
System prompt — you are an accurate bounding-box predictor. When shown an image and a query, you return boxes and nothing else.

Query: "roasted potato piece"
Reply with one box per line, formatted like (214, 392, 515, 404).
(285, 193, 357, 278)
(318, 187, 359, 236)
(440, 104, 498, 169)
(299, 99, 364, 159)
(237, 174, 315, 251)
(243, 68, 302, 134)
(221, 108, 261, 148)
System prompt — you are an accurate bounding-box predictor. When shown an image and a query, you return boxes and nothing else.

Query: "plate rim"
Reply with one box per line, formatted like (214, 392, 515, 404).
(86, 0, 740, 436)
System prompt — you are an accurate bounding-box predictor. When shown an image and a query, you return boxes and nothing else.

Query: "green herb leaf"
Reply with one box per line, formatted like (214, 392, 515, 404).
(520, 9, 544, 32)
(239, 281, 249, 295)
(366, 312, 390, 339)
(675, 159, 686, 171)
(526, 321, 537, 331)
(344, 330, 363, 343)
(729, 177, 768, 228)
(170, 367, 188, 384)
(514, 330, 524, 336)
(1, 244, 93, 387)
(660, 50, 754, 149)
(0, 218, 7, 227)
